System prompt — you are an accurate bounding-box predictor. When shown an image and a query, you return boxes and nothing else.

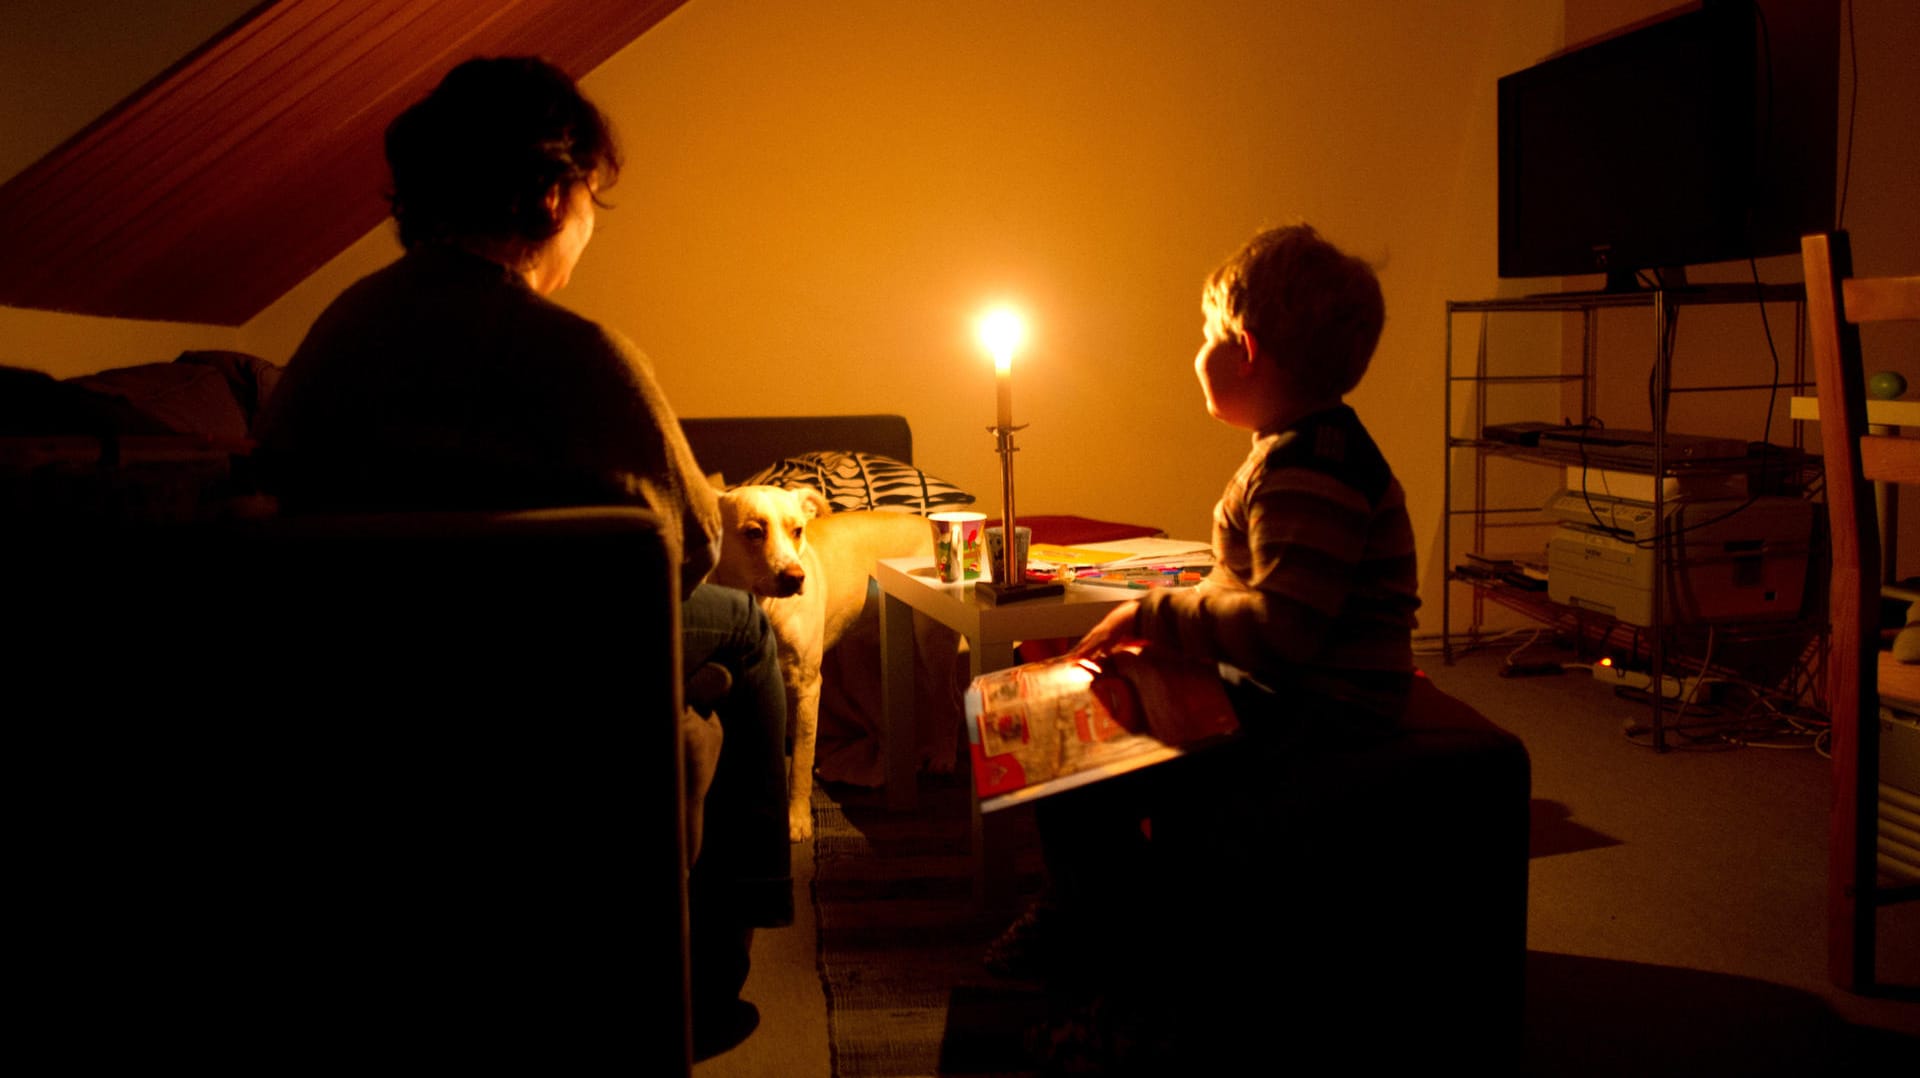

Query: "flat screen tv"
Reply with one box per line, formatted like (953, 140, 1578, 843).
(1497, 0, 1838, 290)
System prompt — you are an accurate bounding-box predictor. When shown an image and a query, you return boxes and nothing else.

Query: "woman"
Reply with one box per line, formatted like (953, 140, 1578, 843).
(253, 56, 787, 1058)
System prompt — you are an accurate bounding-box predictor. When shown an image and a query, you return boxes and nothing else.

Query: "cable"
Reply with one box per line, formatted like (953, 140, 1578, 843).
(1504, 628, 1544, 665)
(1592, 267, 1802, 553)
(1583, 1, 1801, 556)
(1610, 621, 1832, 751)
(1669, 625, 1717, 728)
(1747, 256, 1783, 486)
(1414, 624, 1539, 658)
(1837, 0, 1857, 228)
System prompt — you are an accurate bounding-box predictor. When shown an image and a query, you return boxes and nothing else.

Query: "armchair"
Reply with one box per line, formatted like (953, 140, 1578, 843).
(9, 507, 696, 1072)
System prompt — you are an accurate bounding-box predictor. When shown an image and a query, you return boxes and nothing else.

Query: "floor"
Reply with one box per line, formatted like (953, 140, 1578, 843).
(693, 832, 831, 1076)
(695, 640, 1920, 1076)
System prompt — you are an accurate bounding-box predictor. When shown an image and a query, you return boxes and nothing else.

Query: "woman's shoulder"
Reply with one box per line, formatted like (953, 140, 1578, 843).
(398, 249, 634, 349)
(532, 301, 650, 377)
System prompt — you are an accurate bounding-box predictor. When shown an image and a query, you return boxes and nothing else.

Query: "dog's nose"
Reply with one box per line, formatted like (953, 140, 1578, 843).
(773, 568, 806, 597)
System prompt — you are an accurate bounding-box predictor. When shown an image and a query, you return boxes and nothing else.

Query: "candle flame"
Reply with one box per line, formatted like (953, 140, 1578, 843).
(976, 305, 1027, 373)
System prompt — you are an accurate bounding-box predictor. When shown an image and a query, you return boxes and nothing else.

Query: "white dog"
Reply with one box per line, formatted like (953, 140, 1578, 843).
(712, 484, 957, 841)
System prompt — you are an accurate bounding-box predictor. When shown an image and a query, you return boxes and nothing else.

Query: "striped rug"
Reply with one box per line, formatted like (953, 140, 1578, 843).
(811, 775, 1047, 1078)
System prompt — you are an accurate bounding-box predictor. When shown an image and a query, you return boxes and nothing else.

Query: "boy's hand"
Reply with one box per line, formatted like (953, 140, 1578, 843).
(1067, 600, 1144, 661)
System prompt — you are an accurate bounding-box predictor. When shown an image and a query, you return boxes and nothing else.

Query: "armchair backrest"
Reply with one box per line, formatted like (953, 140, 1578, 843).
(9, 506, 694, 1071)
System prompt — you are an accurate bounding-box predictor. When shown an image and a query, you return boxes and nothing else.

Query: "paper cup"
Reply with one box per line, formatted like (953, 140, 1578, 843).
(985, 525, 1032, 584)
(928, 511, 987, 582)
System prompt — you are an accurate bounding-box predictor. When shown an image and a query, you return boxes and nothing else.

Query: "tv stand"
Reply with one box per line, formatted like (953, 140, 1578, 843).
(1527, 266, 1695, 300)
(1442, 282, 1814, 751)
(1608, 264, 1689, 293)
(1605, 266, 1646, 294)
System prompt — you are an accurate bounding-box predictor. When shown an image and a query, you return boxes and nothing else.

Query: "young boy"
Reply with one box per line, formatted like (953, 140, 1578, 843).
(988, 223, 1421, 1068)
(1070, 221, 1419, 718)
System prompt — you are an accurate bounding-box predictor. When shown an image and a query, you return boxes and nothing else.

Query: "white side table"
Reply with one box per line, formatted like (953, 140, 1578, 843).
(872, 556, 1139, 809)
(872, 556, 1142, 911)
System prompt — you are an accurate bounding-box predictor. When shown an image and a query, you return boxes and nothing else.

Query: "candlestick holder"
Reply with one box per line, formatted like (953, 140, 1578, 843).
(974, 422, 1065, 606)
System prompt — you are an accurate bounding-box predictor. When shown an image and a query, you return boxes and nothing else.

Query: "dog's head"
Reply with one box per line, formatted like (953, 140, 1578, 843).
(715, 484, 832, 598)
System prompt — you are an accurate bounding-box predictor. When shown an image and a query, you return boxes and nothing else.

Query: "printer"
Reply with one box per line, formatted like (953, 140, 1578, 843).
(1544, 490, 1814, 628)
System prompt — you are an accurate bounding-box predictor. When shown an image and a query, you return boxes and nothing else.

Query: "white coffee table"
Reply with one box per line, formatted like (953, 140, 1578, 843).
(872, 556, 1141, 811)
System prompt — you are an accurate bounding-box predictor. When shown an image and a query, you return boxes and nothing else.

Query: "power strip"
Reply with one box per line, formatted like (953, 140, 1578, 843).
(1590, 662, 1712, 702)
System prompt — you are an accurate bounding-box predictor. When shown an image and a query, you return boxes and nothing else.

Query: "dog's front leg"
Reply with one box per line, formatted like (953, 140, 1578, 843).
(781, 646, 825, 842)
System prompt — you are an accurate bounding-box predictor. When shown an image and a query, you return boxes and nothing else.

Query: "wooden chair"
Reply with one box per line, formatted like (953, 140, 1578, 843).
(1801, 230, 1920, 994)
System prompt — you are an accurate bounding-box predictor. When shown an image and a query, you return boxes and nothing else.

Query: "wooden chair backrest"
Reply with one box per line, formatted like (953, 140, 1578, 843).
(1800, 230, 1920, 992)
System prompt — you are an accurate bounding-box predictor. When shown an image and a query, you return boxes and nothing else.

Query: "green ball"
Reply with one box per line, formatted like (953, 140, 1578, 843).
(1869, 370, 1908, 400)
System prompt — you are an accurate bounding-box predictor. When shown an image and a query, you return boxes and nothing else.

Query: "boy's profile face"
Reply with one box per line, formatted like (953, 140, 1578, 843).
(1194, 304, 1260, 430)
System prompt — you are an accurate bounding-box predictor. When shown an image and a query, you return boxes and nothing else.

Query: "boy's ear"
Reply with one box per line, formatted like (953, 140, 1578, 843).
(1239, 329, 1265, 369)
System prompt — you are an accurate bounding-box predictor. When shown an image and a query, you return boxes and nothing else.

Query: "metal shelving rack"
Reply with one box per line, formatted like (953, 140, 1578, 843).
(1441, 283, 1811, 750)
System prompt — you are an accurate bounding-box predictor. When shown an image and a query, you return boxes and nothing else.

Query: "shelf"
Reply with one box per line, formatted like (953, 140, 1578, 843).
(1448, 570, 1825, 660)
(1442, 282, 1819, 752)
(1789, 395, 1920, 428)
(1449, 439, 1767, 475)
(1445, 372, 1586, 384)
(1449, 282, 1805, 314)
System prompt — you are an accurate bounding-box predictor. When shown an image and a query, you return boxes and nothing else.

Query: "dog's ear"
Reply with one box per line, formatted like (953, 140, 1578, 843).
(795, 485, 831, 521)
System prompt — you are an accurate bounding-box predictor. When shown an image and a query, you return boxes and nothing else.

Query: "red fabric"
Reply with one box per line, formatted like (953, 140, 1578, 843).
(987, 514, 1163, 546)
(1016, 636, 1075, 662)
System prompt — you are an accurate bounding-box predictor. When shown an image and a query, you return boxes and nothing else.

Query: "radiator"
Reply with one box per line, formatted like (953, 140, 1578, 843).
(1882, 709, 1920, 883)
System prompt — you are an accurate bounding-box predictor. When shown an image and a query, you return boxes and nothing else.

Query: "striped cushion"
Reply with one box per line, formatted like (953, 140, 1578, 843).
(736, 451, 976, 514)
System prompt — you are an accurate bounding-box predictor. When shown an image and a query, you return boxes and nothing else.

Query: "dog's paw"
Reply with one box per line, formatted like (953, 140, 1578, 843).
(788, 805, 815, 843)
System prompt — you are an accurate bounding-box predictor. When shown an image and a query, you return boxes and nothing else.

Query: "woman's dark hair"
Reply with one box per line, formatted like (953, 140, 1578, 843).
(384, 56, 621, 251)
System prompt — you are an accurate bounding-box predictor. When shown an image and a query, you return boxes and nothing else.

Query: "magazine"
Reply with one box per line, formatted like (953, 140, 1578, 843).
(1072, 563, 1212, 591)
(1026, 537, 1214, 571)
(964, 645, 1240, 812)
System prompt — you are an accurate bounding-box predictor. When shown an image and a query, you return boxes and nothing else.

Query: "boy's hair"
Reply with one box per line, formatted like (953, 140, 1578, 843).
(384, 56, 622, 252)
(1203, 224, 1385, 399)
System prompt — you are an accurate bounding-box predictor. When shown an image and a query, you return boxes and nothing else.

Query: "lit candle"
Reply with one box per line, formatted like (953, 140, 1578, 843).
(996, 353, 1013, 430)
(977, 305, 1027, 430)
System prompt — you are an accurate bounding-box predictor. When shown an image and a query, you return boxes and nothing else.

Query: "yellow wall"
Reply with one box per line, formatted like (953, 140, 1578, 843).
(567, 0, 1562, 565)
(9, 0, 1916, 627)
(0, 304, 244, 375)
(225, 0, 1563, 635)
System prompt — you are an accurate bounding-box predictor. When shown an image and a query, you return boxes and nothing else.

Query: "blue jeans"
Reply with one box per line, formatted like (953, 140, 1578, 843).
(681, 584, 792, 934)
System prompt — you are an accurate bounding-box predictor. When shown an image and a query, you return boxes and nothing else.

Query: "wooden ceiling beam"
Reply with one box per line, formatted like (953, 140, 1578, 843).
(0, 0, 688, 326)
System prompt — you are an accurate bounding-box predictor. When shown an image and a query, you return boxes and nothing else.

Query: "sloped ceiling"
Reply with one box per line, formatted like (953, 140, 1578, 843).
(0, 0, 689, 327)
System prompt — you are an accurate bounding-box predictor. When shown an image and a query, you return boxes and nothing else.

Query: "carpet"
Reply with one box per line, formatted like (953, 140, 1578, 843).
(812, 774, 1049, 1078)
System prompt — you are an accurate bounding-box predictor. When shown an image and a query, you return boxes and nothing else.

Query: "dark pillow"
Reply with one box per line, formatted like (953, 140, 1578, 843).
(57, 351, 284, 444)
(736, 451, 976, 514)
(67, 361, 251, 443)
(176, 350, 284, 429)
